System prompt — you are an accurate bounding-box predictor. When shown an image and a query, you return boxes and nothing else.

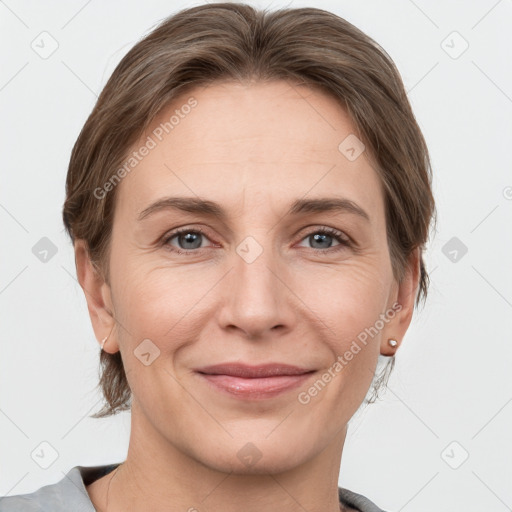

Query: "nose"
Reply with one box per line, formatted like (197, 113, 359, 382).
(217, 239, 296, 340)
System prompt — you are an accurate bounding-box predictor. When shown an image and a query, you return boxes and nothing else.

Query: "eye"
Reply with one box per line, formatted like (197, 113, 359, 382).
(162, 227, 215, 255)
(162, 226, 352, 256)
(296, 227, 351, 252)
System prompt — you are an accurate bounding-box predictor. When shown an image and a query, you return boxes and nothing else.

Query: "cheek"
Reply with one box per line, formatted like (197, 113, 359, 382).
(300, 256, 392, 324)
(298, 261, 391, 390)
(109, 265, 193, 405)
(111, 224, 393, 346)
(300, 269, 388, 404)
(113, 246, 392, 343)
(110, 256, 213, 358)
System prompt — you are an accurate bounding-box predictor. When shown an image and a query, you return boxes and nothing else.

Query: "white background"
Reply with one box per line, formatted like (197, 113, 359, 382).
(1, 1, 511, 510)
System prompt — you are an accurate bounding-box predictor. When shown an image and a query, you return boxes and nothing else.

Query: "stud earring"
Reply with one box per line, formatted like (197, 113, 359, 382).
(388, 338, 398, 348)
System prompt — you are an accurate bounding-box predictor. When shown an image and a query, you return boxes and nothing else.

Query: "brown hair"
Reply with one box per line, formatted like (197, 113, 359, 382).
(62, 2, 436, 418)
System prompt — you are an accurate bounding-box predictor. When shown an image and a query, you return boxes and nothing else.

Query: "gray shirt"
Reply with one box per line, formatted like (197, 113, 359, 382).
(0, 464, 387, 511)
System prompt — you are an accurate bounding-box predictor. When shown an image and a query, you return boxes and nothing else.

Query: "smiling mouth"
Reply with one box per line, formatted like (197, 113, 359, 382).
(194, 363, 316, 399)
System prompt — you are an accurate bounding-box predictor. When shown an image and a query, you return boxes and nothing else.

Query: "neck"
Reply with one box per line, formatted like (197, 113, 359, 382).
(102, 402, 349, 512)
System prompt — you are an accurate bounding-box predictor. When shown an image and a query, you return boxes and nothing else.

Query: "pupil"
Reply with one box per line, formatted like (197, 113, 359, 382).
(182, 232, 200, 249)
(312, 233, 331, 248)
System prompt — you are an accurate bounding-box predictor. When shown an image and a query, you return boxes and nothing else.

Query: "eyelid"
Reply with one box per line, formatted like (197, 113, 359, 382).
(161, 224, 354, 255)
(295, 225, 351, 243)
(161, 225, 217, 252)
(294, 225, 353, 252)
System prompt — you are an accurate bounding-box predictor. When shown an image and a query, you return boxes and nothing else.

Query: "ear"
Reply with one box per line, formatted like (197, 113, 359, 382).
(74, 240, 119, 353)
(380, 247, 421, 356)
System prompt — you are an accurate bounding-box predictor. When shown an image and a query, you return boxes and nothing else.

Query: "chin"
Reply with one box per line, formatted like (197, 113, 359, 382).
(189, 433, 315, 476)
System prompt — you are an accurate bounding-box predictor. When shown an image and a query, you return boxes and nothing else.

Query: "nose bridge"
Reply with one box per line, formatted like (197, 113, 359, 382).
(220, 232, 291, 338)
(237, 233, 277, 292)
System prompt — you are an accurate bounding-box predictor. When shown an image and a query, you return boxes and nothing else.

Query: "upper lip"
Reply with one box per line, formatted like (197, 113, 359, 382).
(194, 363, 315, 378)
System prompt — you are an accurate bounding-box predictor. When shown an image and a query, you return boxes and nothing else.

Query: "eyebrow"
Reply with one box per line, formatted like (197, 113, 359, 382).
(138, 196, 370, 222)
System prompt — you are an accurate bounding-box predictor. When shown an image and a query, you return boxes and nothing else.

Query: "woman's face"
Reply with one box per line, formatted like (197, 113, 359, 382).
(84, 80, 417, 473)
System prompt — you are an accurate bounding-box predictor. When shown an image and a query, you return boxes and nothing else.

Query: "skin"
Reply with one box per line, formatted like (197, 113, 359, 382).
(76, 80, 420, 512)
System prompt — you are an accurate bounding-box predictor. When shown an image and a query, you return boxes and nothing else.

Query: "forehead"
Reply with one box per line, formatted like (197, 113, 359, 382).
(114, 80, 384, 223)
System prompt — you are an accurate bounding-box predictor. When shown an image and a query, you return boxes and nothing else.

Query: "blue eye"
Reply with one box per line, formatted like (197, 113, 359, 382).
(163, 227, 211, 255)
(298, 227, 351, 252)
(162, 226, 351, 255)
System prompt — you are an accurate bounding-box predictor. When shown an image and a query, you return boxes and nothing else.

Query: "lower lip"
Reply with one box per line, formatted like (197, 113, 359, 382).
(197, 372, 315, 400)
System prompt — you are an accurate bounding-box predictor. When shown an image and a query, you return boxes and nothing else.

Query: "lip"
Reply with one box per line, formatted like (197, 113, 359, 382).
(194, 363, 316, 400)
(195, 363, 314, 378)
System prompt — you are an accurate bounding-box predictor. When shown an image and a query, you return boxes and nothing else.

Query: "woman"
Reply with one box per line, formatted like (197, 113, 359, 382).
(0, 2, 435, 511)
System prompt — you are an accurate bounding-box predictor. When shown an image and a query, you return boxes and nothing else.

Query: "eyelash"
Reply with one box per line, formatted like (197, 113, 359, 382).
(161, 226, 352, 256)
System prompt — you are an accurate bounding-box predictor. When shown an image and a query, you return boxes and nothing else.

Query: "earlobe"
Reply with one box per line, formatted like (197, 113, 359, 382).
(74, 240, 118, 352)
(380, 247, 421, 356)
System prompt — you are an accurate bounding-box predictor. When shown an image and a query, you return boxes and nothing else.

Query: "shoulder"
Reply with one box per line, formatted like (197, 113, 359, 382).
(0, 464, 119, 512)
(338, 486, 390, 512)
(1, 470, 385, 512)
